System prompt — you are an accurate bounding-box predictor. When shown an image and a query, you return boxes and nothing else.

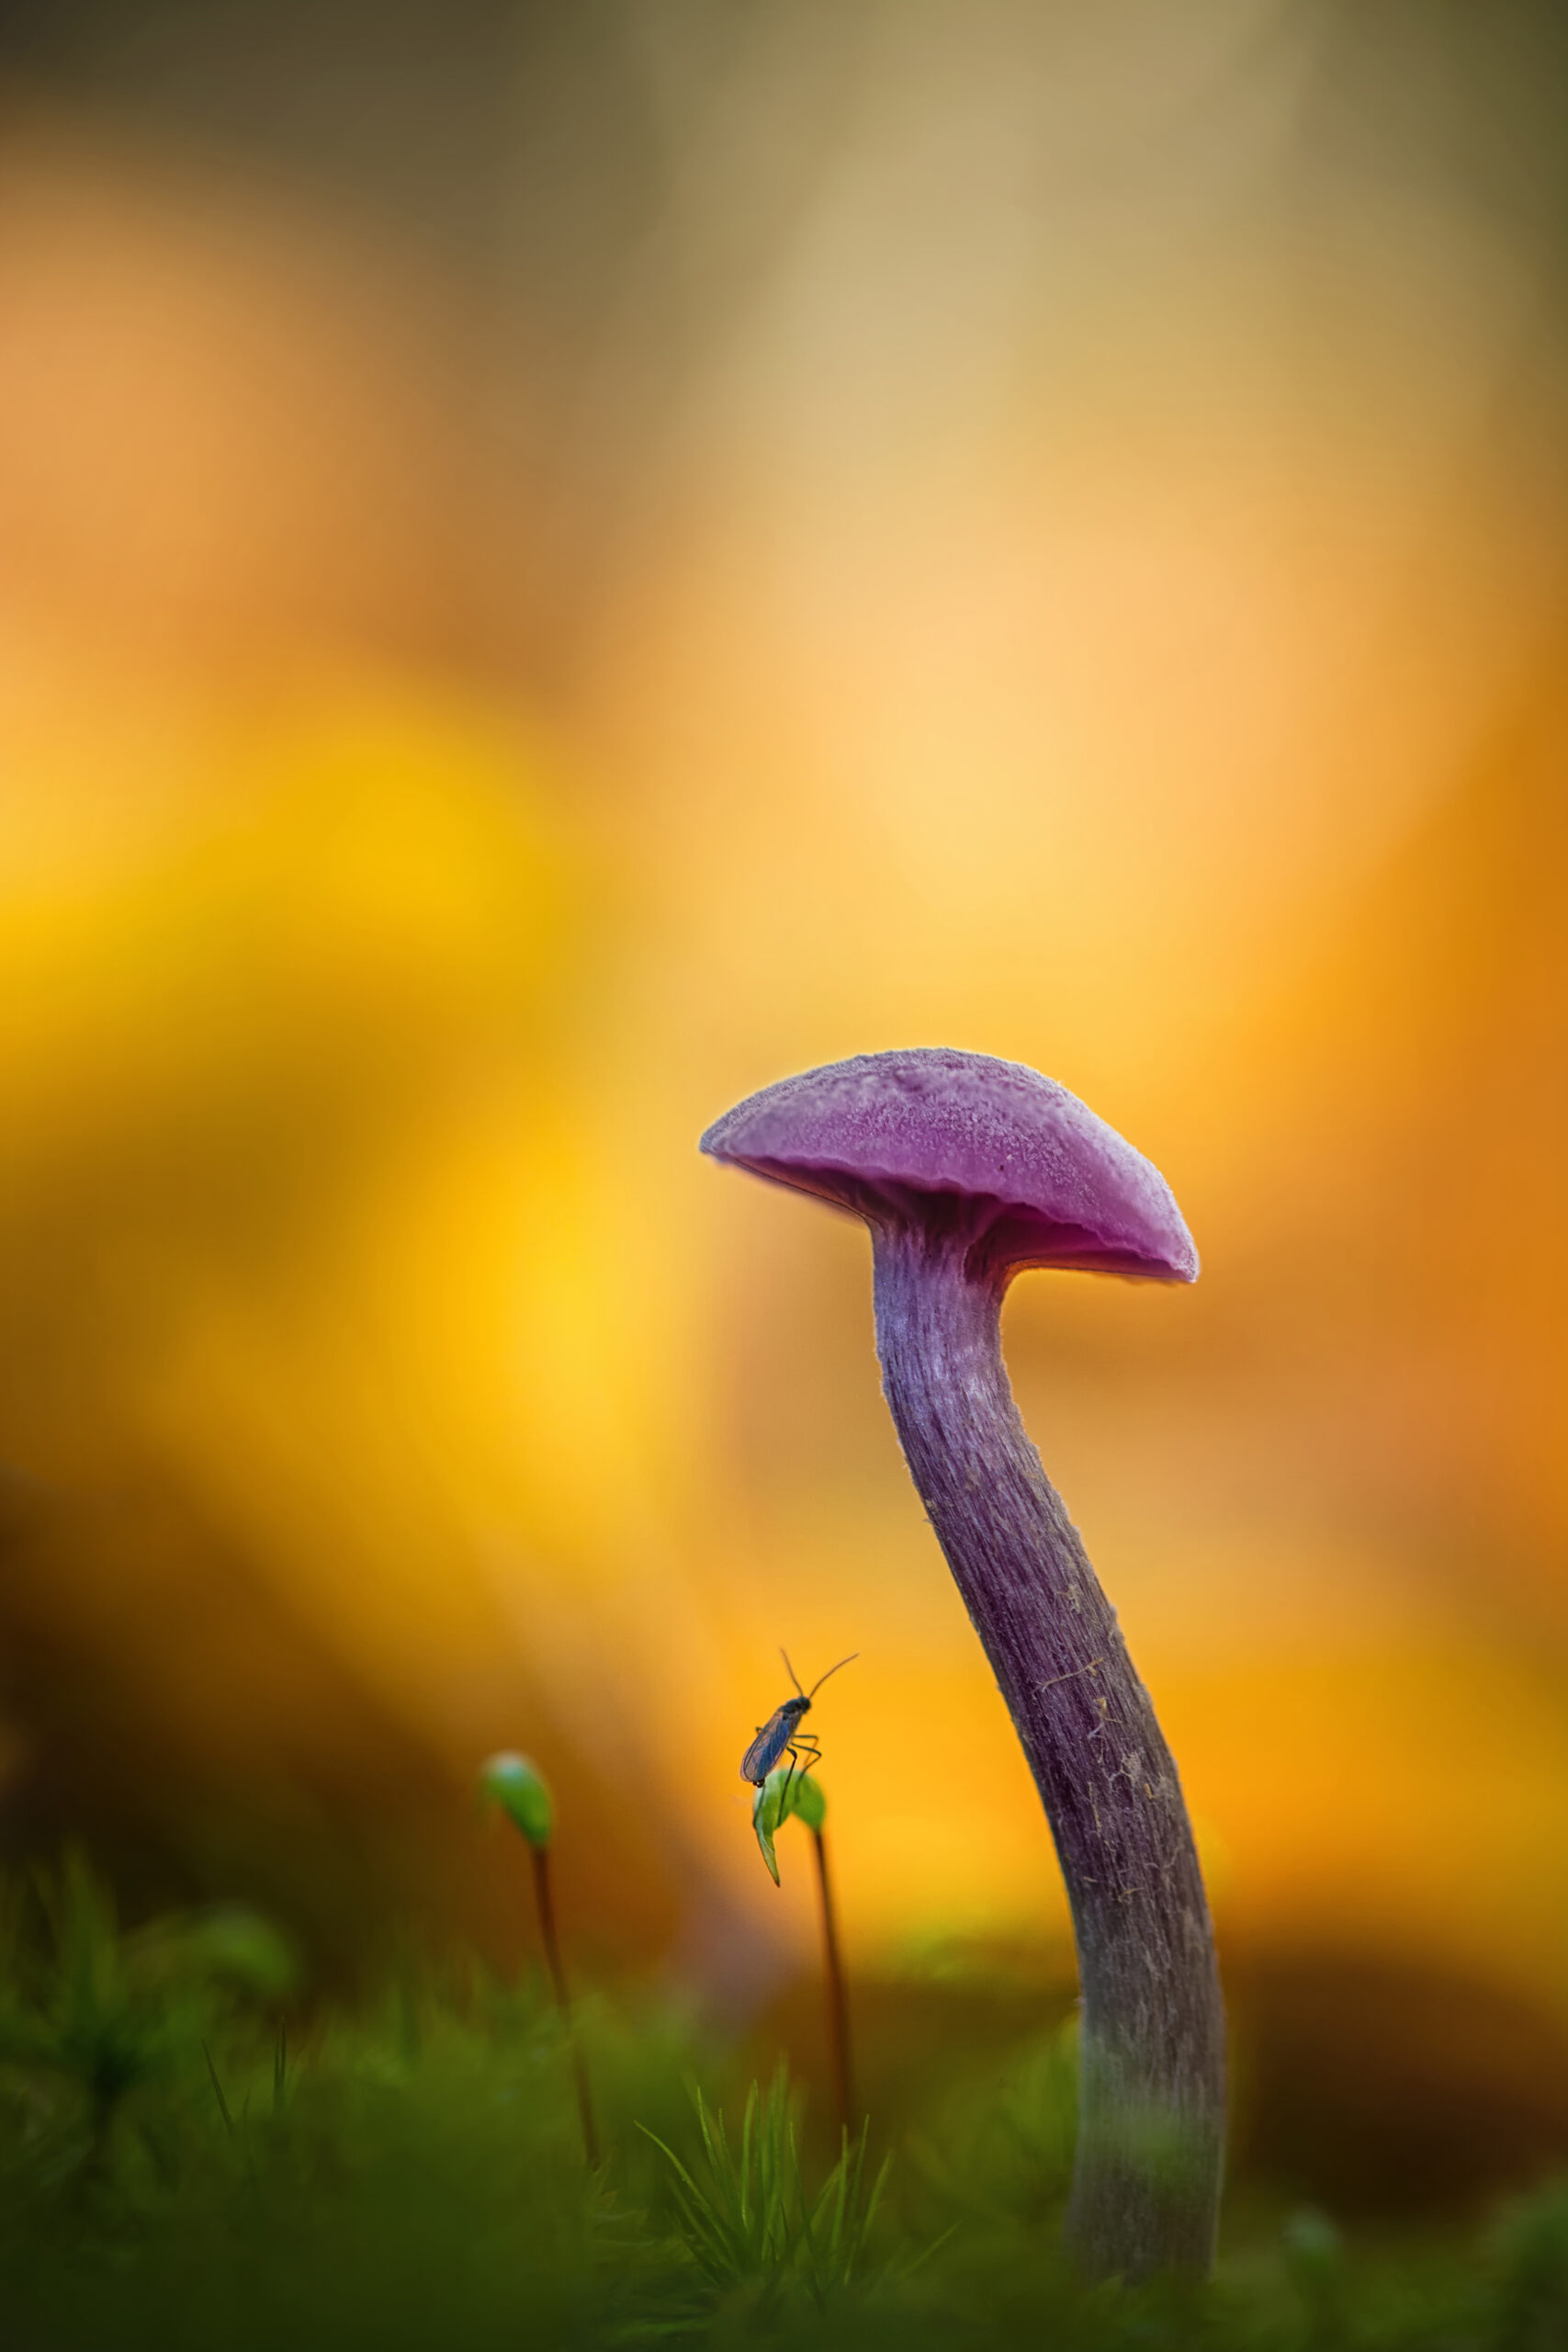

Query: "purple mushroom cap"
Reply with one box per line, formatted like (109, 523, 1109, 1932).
(700, 1047, 1197, 1283)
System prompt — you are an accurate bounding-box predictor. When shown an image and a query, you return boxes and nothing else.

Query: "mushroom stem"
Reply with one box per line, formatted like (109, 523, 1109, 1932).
(872, 1223, 1224, 2278)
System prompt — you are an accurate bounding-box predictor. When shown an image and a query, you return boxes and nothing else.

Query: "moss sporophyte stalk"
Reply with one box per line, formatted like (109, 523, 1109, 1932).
(703, 1048, 1226, 2280)
(479, 1750, 599, 2166)
(750, 1767, 856, 2142)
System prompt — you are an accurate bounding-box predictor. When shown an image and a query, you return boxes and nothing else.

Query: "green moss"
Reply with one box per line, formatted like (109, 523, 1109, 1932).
(0, 1855, 1562, 2348)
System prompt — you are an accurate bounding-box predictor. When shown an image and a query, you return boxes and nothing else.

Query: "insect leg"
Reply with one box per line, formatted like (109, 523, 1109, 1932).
(785, 1734, 823, 1812)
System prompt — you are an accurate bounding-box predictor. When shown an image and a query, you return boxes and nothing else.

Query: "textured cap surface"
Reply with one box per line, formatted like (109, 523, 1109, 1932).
(701, 1047, 1197, 1282)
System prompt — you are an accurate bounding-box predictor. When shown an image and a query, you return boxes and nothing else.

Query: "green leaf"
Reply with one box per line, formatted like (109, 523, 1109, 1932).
(752, 1769, 826, 1881)
(479, 1751, 554, 1849)
(751, 1781, 783, 1884)
(782, 1770, 826, 1833)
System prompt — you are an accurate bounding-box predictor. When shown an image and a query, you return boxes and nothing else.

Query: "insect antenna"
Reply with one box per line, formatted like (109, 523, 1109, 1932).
(807, 1653, 859, 1701)
(779, 1647, 807, 1700)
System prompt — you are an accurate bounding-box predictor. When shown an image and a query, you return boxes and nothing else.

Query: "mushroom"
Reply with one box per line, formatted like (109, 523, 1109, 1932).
(701, 1047, 1224, 2278)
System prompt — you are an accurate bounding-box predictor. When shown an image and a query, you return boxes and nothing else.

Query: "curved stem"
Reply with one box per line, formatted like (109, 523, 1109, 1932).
(872, 1225, 1224, 2278)
(811, 1826, 854, 2141)
(530, 1844, 601, 2169)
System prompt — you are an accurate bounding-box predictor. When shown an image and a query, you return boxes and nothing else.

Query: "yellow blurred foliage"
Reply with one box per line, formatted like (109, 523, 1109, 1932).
(0, 49, 1565, 2030)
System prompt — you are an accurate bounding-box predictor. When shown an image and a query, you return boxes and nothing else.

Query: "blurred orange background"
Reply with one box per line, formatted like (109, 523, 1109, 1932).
(2, 0, 1567, 2167)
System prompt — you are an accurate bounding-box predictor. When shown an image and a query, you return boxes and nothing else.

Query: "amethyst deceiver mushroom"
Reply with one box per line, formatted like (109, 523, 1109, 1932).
(701, 1048, 1224, 2278)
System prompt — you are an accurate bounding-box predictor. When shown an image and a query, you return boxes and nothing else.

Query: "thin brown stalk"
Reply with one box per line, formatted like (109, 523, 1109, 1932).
(811, 1825, 854, 2140)
(529, 1842, 600, 2167)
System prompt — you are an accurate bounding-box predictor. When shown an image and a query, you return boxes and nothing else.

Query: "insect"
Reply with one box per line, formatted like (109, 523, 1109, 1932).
(740, 1650, 858, 1800)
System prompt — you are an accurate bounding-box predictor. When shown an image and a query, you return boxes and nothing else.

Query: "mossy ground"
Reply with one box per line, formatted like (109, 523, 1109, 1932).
(2, 1855, 1565, 2350)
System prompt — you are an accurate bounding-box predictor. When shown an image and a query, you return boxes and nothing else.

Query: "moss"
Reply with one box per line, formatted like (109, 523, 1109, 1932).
(0, 1854, 1562, 2348)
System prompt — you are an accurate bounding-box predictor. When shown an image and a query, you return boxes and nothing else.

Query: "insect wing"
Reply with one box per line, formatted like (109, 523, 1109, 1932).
(741, 1703, 796, 1784)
